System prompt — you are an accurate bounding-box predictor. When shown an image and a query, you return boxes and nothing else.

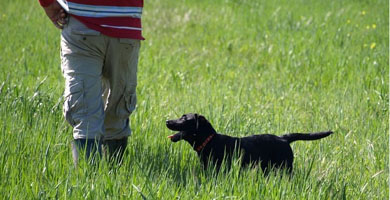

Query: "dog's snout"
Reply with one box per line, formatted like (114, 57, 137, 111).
(166, 120, 175, 129)
(166, 120, 172, 126)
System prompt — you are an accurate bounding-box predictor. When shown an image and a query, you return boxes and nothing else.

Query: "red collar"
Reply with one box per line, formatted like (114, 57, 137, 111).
(195, 134, 215, 152)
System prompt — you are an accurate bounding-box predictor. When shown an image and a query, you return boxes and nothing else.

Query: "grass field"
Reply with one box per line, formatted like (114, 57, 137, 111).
(0, 0, 388, 199)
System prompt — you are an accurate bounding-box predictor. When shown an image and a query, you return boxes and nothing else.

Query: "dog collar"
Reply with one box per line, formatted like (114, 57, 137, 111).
(195, 133, 215, 152)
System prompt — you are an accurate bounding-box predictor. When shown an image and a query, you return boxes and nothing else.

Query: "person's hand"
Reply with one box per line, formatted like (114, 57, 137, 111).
(43, 1, 67, 29)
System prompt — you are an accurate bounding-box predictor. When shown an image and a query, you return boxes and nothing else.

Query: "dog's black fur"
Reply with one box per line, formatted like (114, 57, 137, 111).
(166, 113, 333, 173)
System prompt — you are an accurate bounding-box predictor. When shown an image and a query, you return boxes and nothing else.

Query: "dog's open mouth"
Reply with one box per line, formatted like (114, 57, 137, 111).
(167, 133, 182, 142)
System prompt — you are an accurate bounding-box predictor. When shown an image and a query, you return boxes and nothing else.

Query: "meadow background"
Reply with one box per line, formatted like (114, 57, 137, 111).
(0, 0, 388, 199)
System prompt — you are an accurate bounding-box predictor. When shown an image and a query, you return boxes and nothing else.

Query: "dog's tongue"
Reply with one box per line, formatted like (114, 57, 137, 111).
(167, 134, 181, 142)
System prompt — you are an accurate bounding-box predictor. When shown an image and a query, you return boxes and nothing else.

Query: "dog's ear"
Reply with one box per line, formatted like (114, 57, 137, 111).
(196, 114, 207, 126)
(196, 114, 206, 121)
(196, 114, 216, 132)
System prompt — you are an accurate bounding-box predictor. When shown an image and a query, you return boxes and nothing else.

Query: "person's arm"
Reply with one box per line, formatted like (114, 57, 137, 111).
(39, 0, 67, 29)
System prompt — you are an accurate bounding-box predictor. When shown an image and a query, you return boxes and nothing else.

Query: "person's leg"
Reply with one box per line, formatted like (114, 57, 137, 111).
(61, 16, 106, 166)
(72, 139, 102, 166)
(101, 37, 140, 163)
(102, 137, 128, 164)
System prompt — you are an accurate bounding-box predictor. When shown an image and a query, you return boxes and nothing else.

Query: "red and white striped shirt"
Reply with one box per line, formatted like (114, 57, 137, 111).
(39, 0, 144, 40)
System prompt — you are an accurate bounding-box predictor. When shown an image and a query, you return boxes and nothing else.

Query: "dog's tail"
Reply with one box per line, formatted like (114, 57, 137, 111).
(281, 131, 333, 143)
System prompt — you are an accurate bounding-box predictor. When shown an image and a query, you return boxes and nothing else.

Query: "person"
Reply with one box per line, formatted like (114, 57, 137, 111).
(39, 0, 144, 165)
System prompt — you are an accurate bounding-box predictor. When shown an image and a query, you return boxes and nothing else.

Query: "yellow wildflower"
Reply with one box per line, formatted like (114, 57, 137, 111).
(347, 19, 351, 24)
(372, 24, 376, 29)
(370, 43, 376, 49)
(366, 25, 370, 30)
(361, 11, 366, 15)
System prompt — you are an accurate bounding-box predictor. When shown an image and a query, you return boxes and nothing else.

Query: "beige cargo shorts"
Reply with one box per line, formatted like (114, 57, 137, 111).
(60, 16, 140, 141)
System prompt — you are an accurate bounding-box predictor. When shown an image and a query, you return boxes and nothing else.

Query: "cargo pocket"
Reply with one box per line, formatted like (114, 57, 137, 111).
(71, 29, 101, 36)
(116, 88, 137, 118)
(63, 81, 85, 127)
(69, 27, 101, 48)
(119, 38, 138, 46)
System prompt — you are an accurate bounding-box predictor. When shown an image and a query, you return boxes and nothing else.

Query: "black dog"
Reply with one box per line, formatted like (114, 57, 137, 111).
(166, 113, 333, 173)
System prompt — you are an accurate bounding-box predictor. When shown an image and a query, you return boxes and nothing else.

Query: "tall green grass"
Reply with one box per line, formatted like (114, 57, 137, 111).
(0, 0, 388, 199)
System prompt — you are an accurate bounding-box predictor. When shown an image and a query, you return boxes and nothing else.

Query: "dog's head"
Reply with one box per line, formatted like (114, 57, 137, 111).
(166, 113, 216, 145)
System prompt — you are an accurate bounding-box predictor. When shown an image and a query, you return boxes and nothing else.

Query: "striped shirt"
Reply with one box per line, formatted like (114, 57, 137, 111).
(39, 0, 144, 40)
